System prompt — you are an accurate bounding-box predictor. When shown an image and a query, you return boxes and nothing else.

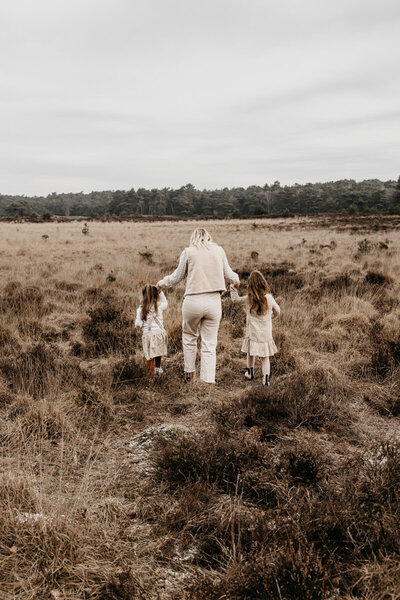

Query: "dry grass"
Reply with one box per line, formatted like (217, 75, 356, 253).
(0, 216, 399, 599)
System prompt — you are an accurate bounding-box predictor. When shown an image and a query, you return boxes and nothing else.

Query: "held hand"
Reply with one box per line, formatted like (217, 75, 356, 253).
(234, 281, 240, 289)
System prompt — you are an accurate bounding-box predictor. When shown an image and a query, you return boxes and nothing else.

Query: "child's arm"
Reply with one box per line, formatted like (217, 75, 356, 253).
(229, 284, 247, 305)
(134, 307, 143, 329)
(158, 291, 168, 311)
(269, 294, 281, 317)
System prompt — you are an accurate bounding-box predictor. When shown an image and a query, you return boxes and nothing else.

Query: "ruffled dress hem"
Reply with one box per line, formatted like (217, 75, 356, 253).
(241, 337, 278, 357)
(142, 331, 168, 360)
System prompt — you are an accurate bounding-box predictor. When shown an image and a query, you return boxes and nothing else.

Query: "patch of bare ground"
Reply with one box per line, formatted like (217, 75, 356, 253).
(0, 215, 399, 598)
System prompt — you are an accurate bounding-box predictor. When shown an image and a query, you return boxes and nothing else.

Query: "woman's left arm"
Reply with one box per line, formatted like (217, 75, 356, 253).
(222, 249, 239, 284)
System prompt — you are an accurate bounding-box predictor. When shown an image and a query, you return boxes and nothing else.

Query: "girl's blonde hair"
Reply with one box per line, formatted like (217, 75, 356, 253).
(248, 270, 269, 315)
(141, 285, 159, 321)
(190, 227, 213, 248)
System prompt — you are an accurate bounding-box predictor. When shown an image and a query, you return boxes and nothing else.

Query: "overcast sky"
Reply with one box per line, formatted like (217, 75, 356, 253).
(1, 0, 399, 195)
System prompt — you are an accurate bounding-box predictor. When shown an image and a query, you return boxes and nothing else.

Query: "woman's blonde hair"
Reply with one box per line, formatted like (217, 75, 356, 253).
(141, 285, 159, 321)
(248, 270, 269, 316)
(190, 227, 213, 248)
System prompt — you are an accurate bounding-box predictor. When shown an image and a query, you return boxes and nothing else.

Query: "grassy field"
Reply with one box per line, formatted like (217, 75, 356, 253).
(0, 215, 399, 599)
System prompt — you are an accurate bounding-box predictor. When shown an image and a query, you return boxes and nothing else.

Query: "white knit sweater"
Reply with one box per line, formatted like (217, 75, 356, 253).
(158, 245, 239, 295)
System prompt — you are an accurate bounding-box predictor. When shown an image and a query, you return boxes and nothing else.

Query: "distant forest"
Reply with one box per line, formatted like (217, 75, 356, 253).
(1, 178, 400, 219)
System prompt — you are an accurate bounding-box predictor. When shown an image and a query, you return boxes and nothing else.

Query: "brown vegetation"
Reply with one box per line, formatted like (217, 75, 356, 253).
(0, 216, 399, 599)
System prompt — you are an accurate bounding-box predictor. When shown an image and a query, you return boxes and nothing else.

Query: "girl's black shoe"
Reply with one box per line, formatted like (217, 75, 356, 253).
(245, 368, 254, 380)
(262, 374, 270, 386)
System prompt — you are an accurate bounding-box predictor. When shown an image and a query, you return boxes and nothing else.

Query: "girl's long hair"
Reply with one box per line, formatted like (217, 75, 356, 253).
(248, 270, 269, 315)
(190, 227, 213, 248)
(141, 285, 159, 321)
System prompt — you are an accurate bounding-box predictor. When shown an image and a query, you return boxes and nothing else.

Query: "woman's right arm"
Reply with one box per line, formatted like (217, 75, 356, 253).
(157, 250, 188, 288)
(222, 249, 239, 284)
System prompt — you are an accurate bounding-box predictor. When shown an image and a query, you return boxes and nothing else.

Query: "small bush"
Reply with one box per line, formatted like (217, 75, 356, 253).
(83, 292, 135, 355)
(278, 446, 324, 485)
(370, 322, 400, 378)
(216, 366, 351, 437)
(19, 400, 70, 442)
(364, 373, 400, 416)
(138, 248, 153, 262)
(0, 282, 47, 316)
(358, 238, 372, 254)
(79, 383, 115, 419)
(189, 542, 329, 600)
(0, 342, 61, 396)
(365, 271, 392, 286)
(262, 263, 304, 293)
(97, 569, 147, 600)
(153, 429, 274, 502)
(113, 358, 145, 384)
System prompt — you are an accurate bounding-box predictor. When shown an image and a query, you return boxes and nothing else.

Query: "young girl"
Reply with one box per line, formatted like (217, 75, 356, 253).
(230, 271, 280, 386)
(135, 285, 168, 377)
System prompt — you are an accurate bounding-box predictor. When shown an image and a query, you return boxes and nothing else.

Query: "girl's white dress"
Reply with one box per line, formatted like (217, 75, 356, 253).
(135, 292, 168, 360)
(230, 286, 280, 357)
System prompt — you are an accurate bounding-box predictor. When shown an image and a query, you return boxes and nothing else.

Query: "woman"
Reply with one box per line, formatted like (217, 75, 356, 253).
(157, 227, 239, 383)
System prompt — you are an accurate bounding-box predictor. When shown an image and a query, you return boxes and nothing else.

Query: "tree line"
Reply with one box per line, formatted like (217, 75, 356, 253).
(1, 177, 400, 219)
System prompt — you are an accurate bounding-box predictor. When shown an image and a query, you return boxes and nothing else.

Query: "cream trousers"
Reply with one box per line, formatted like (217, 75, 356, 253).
(182, 292, 222, 383)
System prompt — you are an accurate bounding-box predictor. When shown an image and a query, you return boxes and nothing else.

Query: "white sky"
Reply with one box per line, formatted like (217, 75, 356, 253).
(1, 0, 399, 195)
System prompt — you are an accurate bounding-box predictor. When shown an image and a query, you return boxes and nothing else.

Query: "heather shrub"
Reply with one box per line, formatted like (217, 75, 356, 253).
(0, 281, 47, 316)
(153, 429, 276, 502)
(278, 445, 325, 485)
(0, 342, 62, 396)
(79, 382, 115, 419)
(113, 357, 145, 384)
(83, 290, 135, 355)
(370, 322, 400, 377)
(215, 365, 351, 437)
(189, 542, 329, 600)
(365, 271, 392, 286)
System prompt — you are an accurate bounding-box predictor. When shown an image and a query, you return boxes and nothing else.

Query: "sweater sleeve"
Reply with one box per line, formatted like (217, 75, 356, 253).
(222, 249, 239, 284)
(268, 294, 281, 316)
(230, 284, 248, 305)
(158, 291, 168, 312)
(158, 250, 188, 288)
(135, 307, 143, 328)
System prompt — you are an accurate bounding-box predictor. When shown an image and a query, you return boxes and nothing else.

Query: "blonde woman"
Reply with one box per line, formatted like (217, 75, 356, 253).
(157, 228, 239, 383)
